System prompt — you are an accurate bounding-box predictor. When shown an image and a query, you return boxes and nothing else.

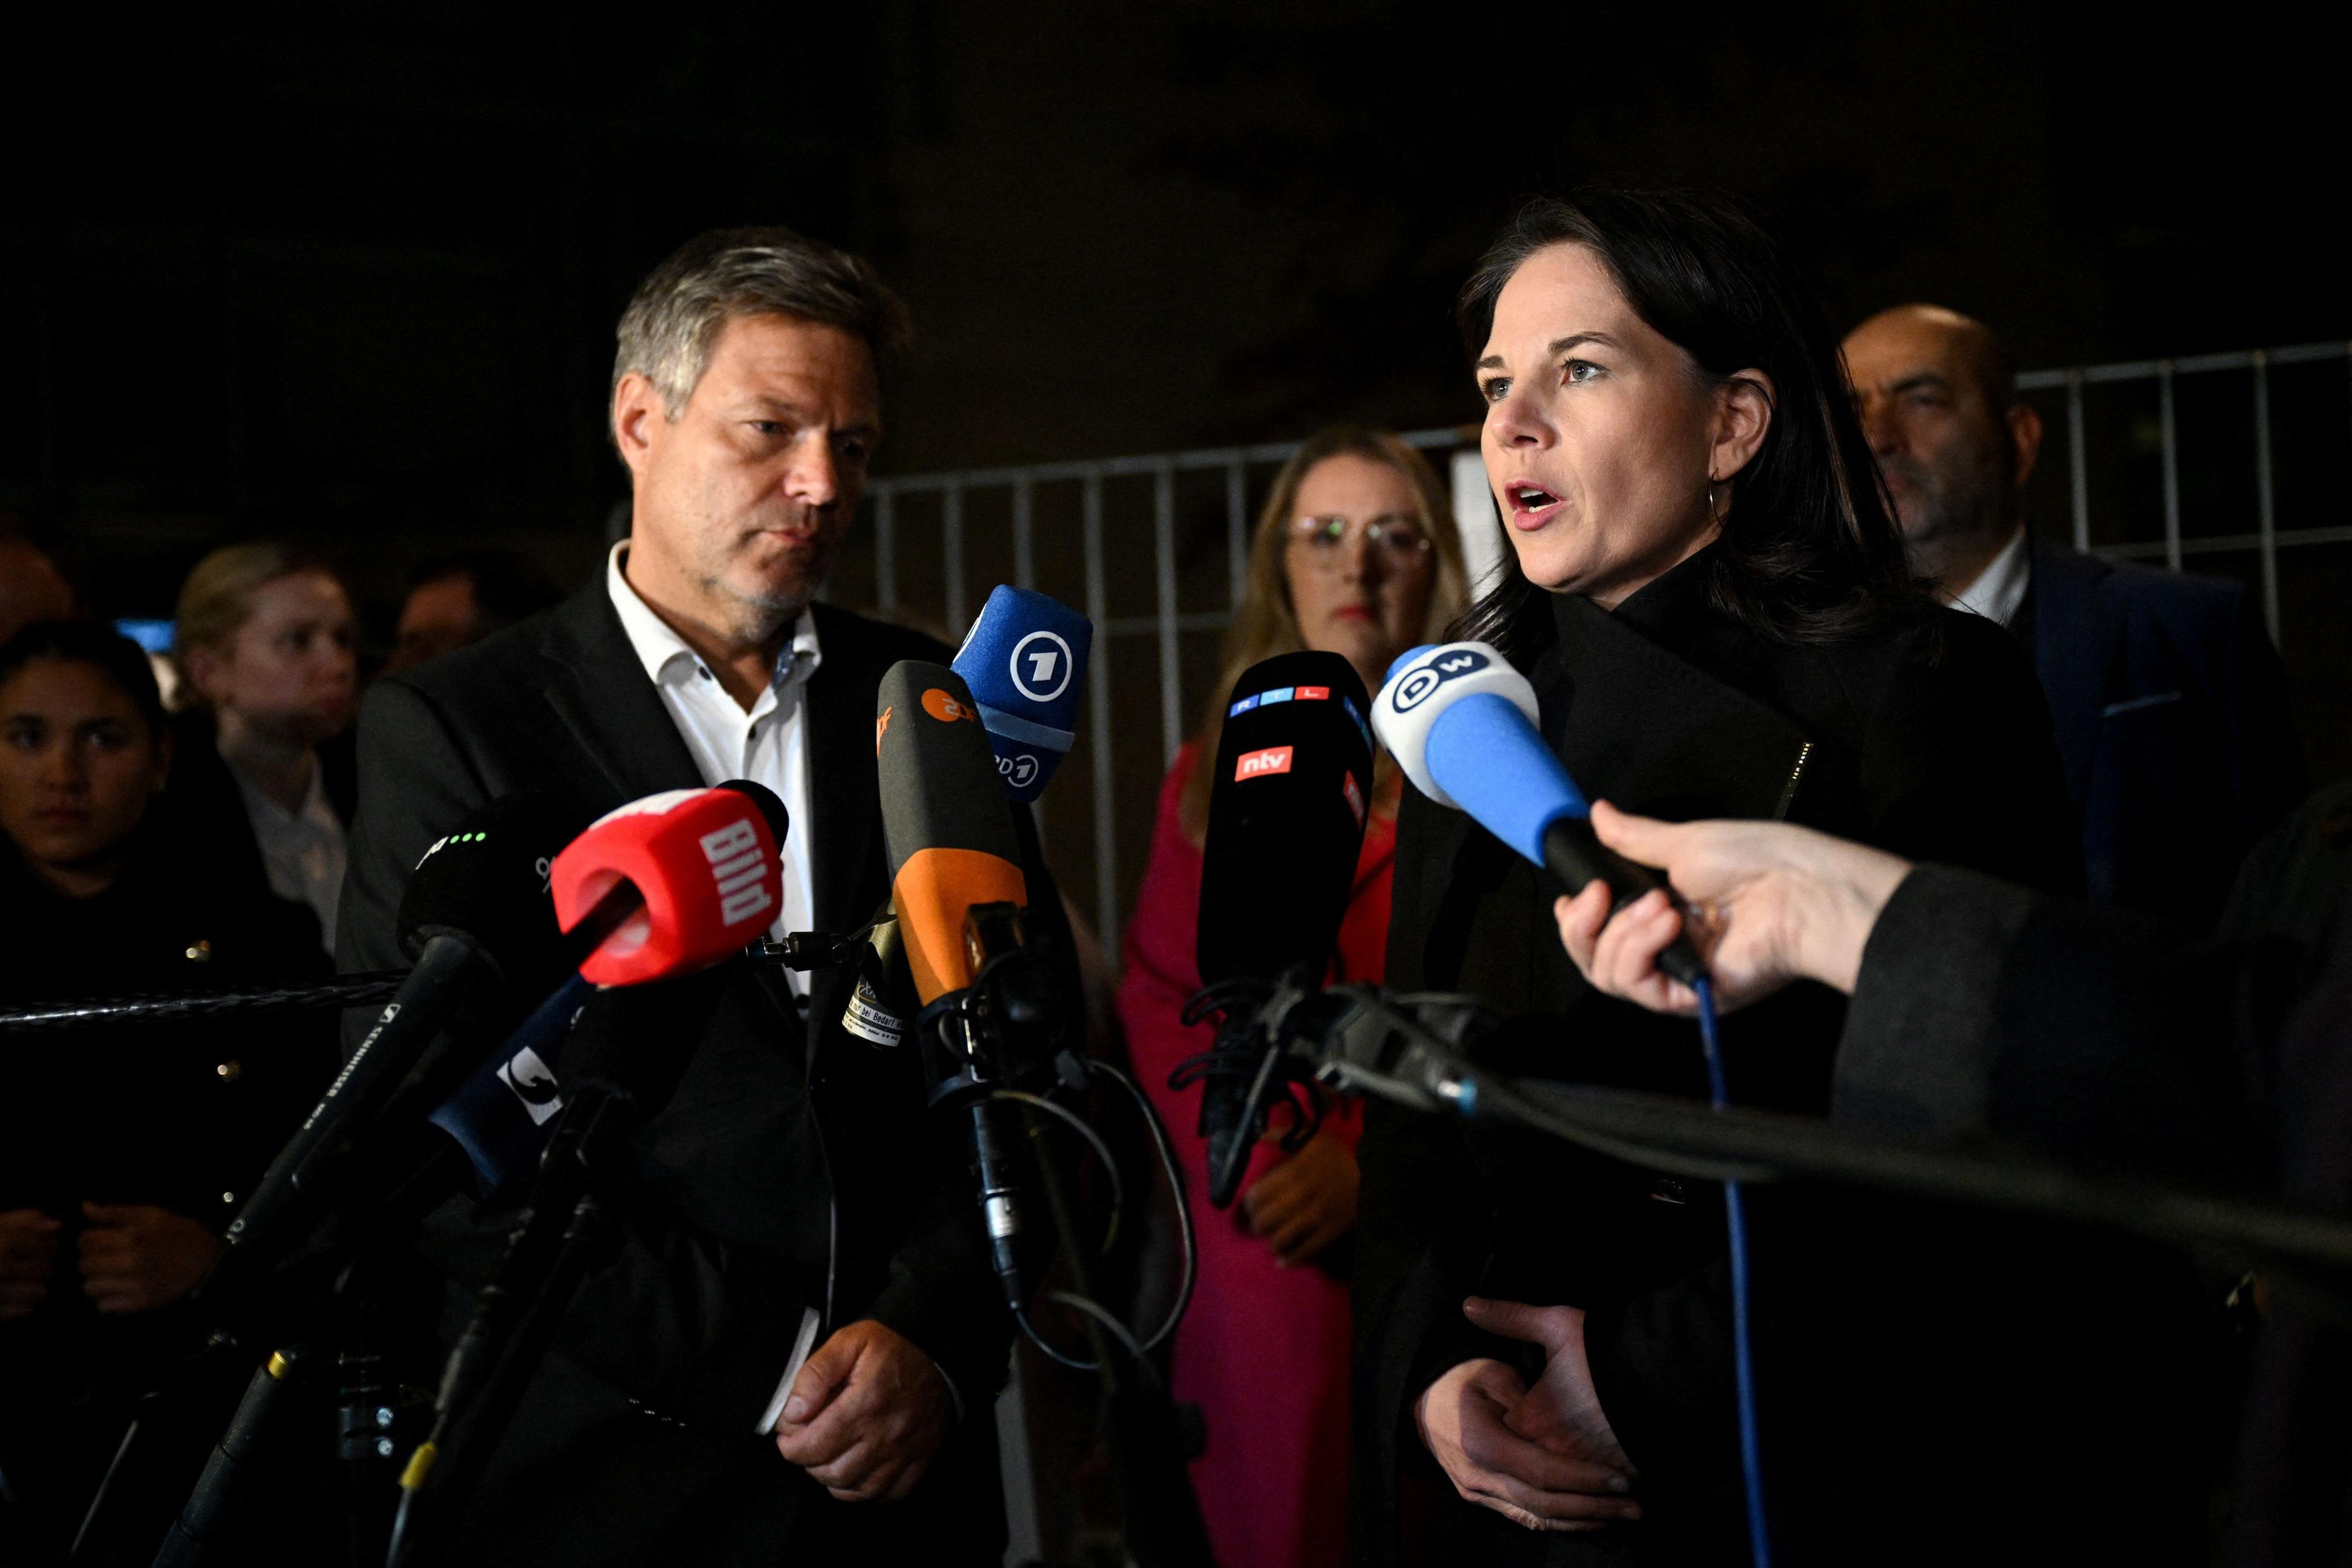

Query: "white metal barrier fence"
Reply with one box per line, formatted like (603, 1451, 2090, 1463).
(854, 339, 2352, 952)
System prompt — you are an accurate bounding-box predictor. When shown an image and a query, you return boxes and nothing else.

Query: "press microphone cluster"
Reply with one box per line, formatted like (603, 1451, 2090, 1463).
(887, 589, 1210, 1568)
(137, 782, 788, 1568)
(387, 784, 788, 1566)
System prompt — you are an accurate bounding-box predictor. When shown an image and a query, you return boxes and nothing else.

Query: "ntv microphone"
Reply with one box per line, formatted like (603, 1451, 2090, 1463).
(426, 780, 790, 1193)
(876, 662, 1035, 1310)
(1191, 650, 1373, 1208)
(1374, 642, 1705, 986)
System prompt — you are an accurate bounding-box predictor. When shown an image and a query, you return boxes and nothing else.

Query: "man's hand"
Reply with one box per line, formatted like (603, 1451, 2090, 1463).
(1463, 1297, 1635, 1476)
(1413, 1352, 1641, 1533)
(1553, 802, 1913, 1016)
(1240, 1127, 1358, 1266)
(772, 1318, 953, 1502)
(77, 1203, 219, 1314)
(0, 1208, 61, 1319)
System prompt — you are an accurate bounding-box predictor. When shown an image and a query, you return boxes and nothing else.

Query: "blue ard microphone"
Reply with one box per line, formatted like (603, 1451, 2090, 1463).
(952, 585, 1093, 803)
(1374, 641, 1705, 986)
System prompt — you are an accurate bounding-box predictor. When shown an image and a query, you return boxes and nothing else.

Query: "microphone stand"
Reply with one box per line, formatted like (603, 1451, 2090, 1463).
(941, 907, 1214, 1568)
(383, 1088, 638, 1567)
(1229, 982, 2352, 1289)
(126, 1240, 430, 1568)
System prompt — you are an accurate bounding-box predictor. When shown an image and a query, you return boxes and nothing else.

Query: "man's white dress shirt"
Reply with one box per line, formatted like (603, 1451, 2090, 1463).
(606, 544, 820, 993)
(606, 544, 954, 1431)
(236, 760, 347, 957)
(1948, 526, 2033, 630)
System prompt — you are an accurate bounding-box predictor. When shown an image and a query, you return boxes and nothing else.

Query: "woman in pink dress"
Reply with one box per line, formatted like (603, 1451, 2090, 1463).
(1119, 426, 1470, 1568)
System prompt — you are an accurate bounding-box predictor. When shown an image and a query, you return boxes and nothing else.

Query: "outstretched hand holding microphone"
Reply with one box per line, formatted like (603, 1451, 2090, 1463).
(1549, 805, 1914, 1016)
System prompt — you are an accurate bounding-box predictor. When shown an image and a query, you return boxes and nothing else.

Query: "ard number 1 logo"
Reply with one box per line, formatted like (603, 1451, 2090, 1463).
(1010, 630, 1075, 704)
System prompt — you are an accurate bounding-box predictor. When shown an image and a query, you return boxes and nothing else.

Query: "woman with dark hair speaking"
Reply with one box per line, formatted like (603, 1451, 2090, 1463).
(1355, 190, 2207, 1566)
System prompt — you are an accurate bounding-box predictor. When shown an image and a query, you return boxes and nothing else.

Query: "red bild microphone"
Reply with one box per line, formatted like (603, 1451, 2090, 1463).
(548, 786, 785, 986)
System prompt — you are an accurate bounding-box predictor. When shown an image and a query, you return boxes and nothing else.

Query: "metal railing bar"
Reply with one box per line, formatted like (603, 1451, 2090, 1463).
(864, 425, 1476, 497)
(873, 488, 897, 613)
(1154, 461, 1182, 766)
(1226, 459, 1249, 611)
(1012, 475, 1036, 591)
(1011, 476, 1040, 835)
(2015, 338, 2350, 392)
(2160, 362, 2182, 573)
(942, 484, 967, 636)
(2090, 523, 2352, 560)
(2254, 350, 2280, 646)
(2066, 372, 2090, 551)
(1082, 472, 1118, 951)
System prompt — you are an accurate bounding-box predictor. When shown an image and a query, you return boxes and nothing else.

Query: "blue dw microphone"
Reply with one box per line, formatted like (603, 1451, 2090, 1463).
(952, 585, 1093, 804)
(1374, 641, 1706, 986)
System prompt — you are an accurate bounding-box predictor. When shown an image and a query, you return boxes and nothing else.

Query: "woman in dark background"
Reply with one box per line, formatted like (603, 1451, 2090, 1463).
(0, 622, 329, 1563)
(1355, 189, 2212, 1566)
(168, 543, 360, 958)
(1119, 426, 1466, 1568)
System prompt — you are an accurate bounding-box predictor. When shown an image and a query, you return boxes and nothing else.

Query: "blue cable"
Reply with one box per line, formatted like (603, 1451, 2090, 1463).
(1692, 975, 1772, 1568)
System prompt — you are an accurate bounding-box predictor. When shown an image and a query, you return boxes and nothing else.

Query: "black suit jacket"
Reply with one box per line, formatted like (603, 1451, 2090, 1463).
(337, 583, 1034, 1566)
(2029, 537, 2306, 926)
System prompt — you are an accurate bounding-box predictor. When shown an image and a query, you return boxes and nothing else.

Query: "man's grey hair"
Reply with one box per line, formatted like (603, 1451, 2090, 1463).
(611, 225, 913, 422)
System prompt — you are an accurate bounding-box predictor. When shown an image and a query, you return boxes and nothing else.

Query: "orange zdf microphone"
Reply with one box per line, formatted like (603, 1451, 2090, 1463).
(548, 783, 786, 986)
(876, 665, 1030, 1001)
(875, 662, 1037, 1309)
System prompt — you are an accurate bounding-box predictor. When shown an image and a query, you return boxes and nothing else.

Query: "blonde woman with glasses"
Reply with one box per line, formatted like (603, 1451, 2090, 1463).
(1117, 426, 1470, 1568)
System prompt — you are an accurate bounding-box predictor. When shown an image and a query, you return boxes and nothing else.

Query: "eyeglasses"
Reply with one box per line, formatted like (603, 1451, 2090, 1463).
(1288, 512, 1434, 567)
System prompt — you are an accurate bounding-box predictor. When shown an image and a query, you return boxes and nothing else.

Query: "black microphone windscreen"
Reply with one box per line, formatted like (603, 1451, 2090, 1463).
(714, 778, 790, 848)
(1197, 652, 1373, 984)
(395, 792, 592, 975)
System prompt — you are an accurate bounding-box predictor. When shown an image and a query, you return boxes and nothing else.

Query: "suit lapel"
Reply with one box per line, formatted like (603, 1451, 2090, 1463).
(802, 605, 883, 936)
(537, 587, 705, 805)
(2029, 538, 2119, 809)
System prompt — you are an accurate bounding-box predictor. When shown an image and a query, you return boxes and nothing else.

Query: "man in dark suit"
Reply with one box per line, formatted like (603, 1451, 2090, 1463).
(1845, 303, 2306, 924)
(338, 228, 1045, 1564)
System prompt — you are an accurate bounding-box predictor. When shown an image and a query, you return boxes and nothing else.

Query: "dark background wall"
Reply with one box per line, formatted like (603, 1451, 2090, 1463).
(3, 1, 2345, 768)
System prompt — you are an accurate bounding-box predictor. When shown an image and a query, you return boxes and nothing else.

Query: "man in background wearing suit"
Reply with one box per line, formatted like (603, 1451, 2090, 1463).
(339, 228, 1050, 1564)
(1845, 304, 2306, 925)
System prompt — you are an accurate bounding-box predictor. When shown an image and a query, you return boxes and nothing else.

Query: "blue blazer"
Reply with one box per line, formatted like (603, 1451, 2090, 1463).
(2029, 537, 2306, 924)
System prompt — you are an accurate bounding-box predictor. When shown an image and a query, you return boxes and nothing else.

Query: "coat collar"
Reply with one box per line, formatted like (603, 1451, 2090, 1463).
(532, 587, 888, 938)
(2027, 537, 2117, 805)
(1542, 556, 1815, 824)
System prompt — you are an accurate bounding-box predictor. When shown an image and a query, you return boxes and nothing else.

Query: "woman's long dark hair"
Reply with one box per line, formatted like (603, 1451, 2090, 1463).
(1453, 187, 1924, 659)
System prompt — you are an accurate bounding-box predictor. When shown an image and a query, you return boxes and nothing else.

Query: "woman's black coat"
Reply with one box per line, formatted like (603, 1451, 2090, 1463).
(1354, 546, 2217, 1566)
(0, 826, 331, 1561)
